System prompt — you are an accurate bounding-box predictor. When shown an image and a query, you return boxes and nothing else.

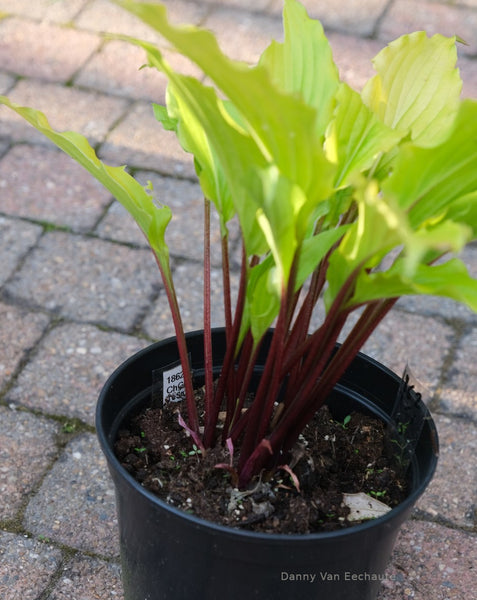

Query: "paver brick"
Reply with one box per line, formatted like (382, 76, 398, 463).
(0, 302, 49, 389)
(0, 145, 112, 232)
(5, 231, 160, 331)
(135, 170, 225, 262)
(75, 0, 209, 36)
(269, 0, 388, 36)
(439, 329, 477, 419)
(75, 39, 170, 102)
(0, 0, 87, 23)
(203, 7, 283, 63)
(0, 79, 129, 146)
(49, 554, 123, 600)
(143, 261, 240, 340)
(0, 216, 42, 287)
(460, 55, 477, 98)
(343, 308, 455, 395)
(0, 531, 62, 600)
(415, 414, 476, 528)
(0, 72, 14, 94)
(6, 322, 147, 426)
(327, 32, 384, 90)
(96, 171, 226, 261)
(23, 433, 119, 557)
(0, 407, 59, 522)
(99, 101, 196, 176)
(201, 0, 271, 11)
(378, 520, 477, 599)
(0, 17, 100, 83)
(379, 0, 477, 56)
(95, 199, 147, 247)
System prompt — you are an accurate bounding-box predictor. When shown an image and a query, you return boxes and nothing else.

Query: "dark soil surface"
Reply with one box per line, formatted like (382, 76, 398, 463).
(115, 400, 408, 534)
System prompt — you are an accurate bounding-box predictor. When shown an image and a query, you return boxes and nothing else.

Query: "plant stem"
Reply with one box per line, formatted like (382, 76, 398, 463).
(151, 252, 199, 436)
(203, 198, 214, 426)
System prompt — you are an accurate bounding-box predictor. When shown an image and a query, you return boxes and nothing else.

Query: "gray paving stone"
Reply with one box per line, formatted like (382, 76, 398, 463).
(6, 322, 148, 426)
(1, 79, 129, 146)
(460, 55, 477, 99)
(416, 413, 476, 528)
(49, 554, 123, 600)
(23, 433, 119, 557)
(5, 231, 160, 331)
(439, 328, 477, 419)
(0, 216, 42, 286)
(202, 0, 271, 11)
(327, 32, 385, 91)
(379, 0, 477, 56)
(343, 308, 455, 395)
(0, 145, 112, 232)
(0, 531, 62, 600)
(0, 302, 49, 389)
(0, 406, 59, 522)
(269, 0, 388, 36)
(378, 520, 477, 599)
(76, 0, 208, 37)
(0, 0, 87, 22)
(96, 173, 239, 260)
(0, 72, 14, 94)
(99, 101, 196, 177)
(143, 261, 239, 340)
(75, 39, 170, 103)
(137, 171, 224, 261)
(0, 17, 100, 83)
(204, 7, 283, 64)
(95, 199, 147, 247)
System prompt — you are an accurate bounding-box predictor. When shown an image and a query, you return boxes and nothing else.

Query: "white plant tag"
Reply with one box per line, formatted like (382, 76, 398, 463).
(162, 359, 186, 403)
(342, 492, 392, 522)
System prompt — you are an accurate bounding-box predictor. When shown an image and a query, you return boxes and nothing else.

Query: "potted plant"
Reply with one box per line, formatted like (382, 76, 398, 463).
(2, 0, 476, 598)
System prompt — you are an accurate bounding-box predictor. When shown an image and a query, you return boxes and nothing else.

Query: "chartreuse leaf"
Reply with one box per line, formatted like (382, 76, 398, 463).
(153, 89, 234, 238)
(443, 192, 477, 237)
(325, 178, 413, 310)
(259, 0, 340, 139)
(362, 32, 461, 147)
(245, 259, 281, 342)
(296, 225, 350, 290)
(352, 258, 477, 312)
(383, 100, 477, 228)
(127, 38, 268, 258)
(112, 0, 335, 203)
(326, 83, 403, 187)
(0, 97, 174, 283)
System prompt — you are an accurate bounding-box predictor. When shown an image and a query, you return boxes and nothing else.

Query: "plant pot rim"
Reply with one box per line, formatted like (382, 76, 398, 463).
(96, 328, 439, 543)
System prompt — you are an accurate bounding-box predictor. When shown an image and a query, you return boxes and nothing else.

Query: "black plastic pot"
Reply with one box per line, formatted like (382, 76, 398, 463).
(96, 329, 438, 600)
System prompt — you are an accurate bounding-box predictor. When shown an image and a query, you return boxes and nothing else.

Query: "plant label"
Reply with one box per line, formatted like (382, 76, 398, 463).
(162, 359, 186, 403)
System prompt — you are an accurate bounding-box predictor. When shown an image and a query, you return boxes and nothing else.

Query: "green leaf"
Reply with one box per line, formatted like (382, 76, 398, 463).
(0, 97, 173, 279)
(326, 83, 403, 187)
(132, 39, 269, 257)
(259, 0, 340, 139)
(353, 258, 477, 312)
(362, 32, 462, 147)
(296, 225, 350, 290)
(442, 192, 477, 238)
(384, 99, 477, 228)
(112, 0, 335, 201)
(154, 89, 235, 236)
(246, 258, 281, 342)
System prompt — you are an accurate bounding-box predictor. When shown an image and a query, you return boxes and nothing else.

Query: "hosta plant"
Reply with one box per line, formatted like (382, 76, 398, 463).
(2, 0, 477, 490)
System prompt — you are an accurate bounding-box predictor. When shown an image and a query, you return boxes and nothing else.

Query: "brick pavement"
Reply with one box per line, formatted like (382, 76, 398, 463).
(0, 1, 476, 598)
